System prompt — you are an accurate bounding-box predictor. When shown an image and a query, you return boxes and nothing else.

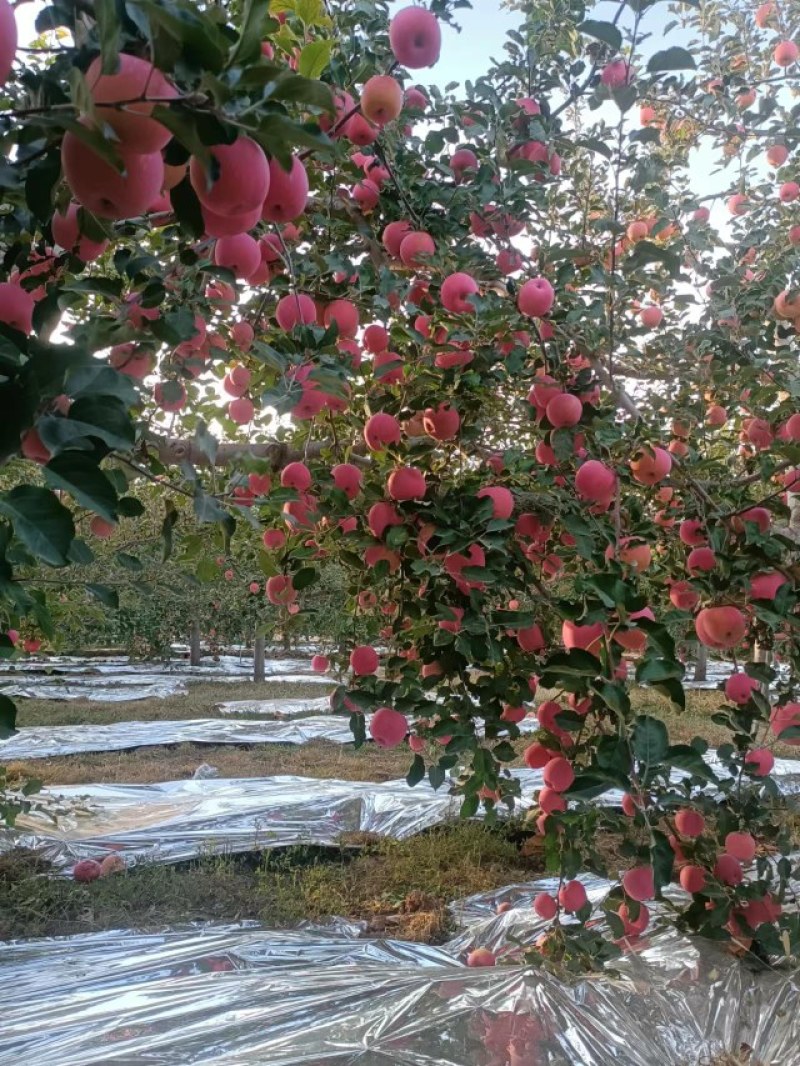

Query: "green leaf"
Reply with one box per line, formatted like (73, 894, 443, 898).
(578, 18, 622, 51)
(651, 829, 675, 891)
(591, 680, 630, 716)
(25, 150, 62, 224)
(665, 744, 717, 782)
(460, 792, 480, 818)
(63, 362, 133, 406)
(86, 583, 120, 609)
(297, 39, 333, 79)
(44, 453, 119, 522)
(428, 763, 446, 790)
(632, 715, 669, 765)
(0, 487, 75, 566)
(647, 47, 696, 73)
(193, 421, 218, 465)
(406, 753, 425, 787)
(162, 500, 178, 562)
(151, 105, 213, 169)
(0, 694, 17, 739)
(116, 551, 143, 571)
(169, 176, 205, 238)
(38, 397, 135, 453)
(130, 0, 229, 73)
(95, 0, 121, 74)
(568, 771, 627, 800)
(292, 566, 318, 590)
(227, 0, 269, 68)
(296, 0, 324, 25)
(636, 656, 685, 684)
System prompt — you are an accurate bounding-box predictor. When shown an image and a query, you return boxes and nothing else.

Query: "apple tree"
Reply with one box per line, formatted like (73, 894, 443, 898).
(1, 0, 800, 963)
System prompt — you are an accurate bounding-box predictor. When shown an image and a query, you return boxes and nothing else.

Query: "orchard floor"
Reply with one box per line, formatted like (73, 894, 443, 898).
(2, 677, 798, 949)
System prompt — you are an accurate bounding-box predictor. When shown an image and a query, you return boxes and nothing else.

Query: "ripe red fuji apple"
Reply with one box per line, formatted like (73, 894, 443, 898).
(725, 672, 757, 705)
(387, 466, 427, 501)
(725, 831, 756, 863)
(361, 75, 404, 126)
(86, 54, 177, 154)
(558, 880, 587, 912)
(774, 40, 799, 66)
(476, 485, 514, 519)
(0, 0, 17, 87)
(0, 282, 35, 334)
(266, 575, 296, 605)
(695, 606, 747, 649)
(190, 137, 269, 216)
(389, 6, 442, 68)
(517, 277, 554, 317)
(73, 859, 102, 883)
(281, 462, 312, 491)
(228, 397, 254, 424)
(714, 853, 743, 886)
(52, 203, 109, 262)
(630, 446, 672, 485)
(745, 748, 774, 776)
(350, 644, 379, 675)
(770, 702, 800, 745)
(440, 271, 479, 313)
(466, 948, 496, 967)
(622, 865, 655, 901)
(364, 412, 401, 450)
(675, 809, 705, 838)
(399, 230, 436, 266)
(261, 155, 309, 222)
(61, 132, 164, 220)
(369, 706, 409, 747)
(214, 234, 261, 280)
(276, 293, 317, 330)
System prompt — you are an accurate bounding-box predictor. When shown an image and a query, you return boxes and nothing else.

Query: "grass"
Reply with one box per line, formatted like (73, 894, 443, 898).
(4, 738, 412, 786)
(0, 821, 542, 942)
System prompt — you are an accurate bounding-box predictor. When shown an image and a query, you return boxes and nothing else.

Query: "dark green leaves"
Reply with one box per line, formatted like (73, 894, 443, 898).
(0, 695, 17, 740)
(0, 487, 75, 566)
(578, 19, 622, 51)
(95, 0, 122, 74)
(647, 47, 696, 73)
(38, 396, 135, 454)
(227, 0, 270, 69)
(631, 715, 669, 765)
(44, 453, 119, 523)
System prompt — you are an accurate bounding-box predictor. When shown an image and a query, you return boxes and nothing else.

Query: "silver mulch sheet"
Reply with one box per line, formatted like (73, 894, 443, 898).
(0, 713, 540, 761)
(0, 773, 478, 869)
(0, 901, 797, 1065)
(215, 696, 333, 717)
(0, 715, 356, 761)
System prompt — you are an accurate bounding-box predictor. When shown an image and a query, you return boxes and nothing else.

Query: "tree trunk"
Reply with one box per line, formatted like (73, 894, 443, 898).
(253, 633, 266, 683)
(693, 643, 707, 683)
(189, 621, 201, 666)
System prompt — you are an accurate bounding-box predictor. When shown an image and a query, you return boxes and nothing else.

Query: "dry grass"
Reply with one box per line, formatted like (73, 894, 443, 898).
(0, 822, 541, 942)
(5, 738, 411, 786)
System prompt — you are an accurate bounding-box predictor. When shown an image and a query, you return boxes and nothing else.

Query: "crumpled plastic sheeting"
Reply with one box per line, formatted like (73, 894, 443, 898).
(0, 917, 797, 1065)
(0, 715, 357, 761)
(8, 654, 316, 677)
(216, 696, 333, 717)
(0, 712, 542, 761)
(0, 676, 190, 702)
(0, 773, 477, 869)
(4, 756, 800, 870)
